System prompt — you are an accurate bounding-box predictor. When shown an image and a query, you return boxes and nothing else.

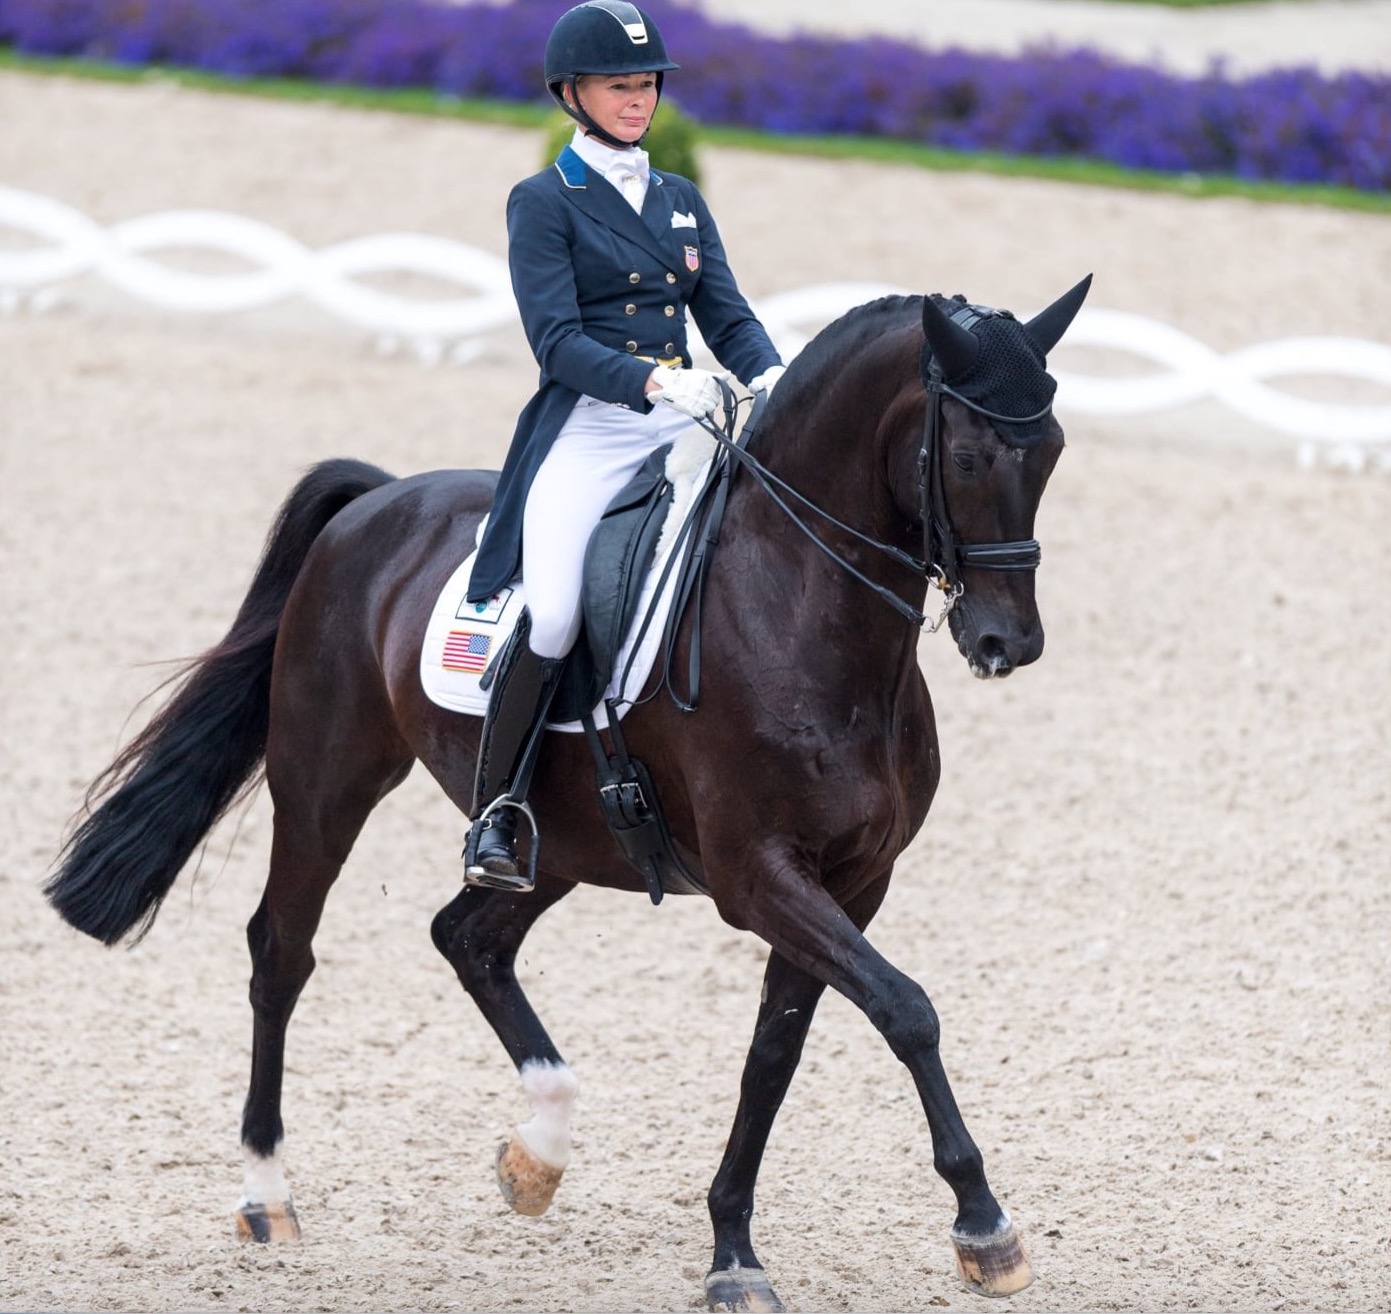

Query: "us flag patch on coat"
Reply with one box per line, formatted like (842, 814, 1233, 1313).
(442, 630, 491, 673)
(684, 244, 699, 272)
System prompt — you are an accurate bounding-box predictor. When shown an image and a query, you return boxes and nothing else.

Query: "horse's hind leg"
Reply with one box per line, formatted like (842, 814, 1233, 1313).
(235, 745, 412, 1243)
(431, 879, 577, 1216)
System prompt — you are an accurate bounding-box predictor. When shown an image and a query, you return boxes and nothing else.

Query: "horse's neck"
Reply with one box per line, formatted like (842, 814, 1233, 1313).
(724, 349, 927, 661)
(750, 332, 921, 548)
(757, 323, 919, 515)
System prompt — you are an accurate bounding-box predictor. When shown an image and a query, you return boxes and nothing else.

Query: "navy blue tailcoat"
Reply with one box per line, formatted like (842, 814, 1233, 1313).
(467, 145, 782, 602)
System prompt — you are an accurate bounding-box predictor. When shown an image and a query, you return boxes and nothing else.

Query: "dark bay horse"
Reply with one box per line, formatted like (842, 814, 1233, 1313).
(47, 276, 1090, 1312)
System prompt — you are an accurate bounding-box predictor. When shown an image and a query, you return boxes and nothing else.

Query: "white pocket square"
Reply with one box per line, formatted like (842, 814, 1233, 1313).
(671, 210, 698, 229)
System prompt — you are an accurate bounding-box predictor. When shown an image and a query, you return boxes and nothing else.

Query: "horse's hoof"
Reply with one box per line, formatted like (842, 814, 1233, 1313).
(704, 1265, 786, 1313)
(495, 1136, 564, 1216)
(234, 1199, 301, 1243)
(952, 1219, 1033, 1297)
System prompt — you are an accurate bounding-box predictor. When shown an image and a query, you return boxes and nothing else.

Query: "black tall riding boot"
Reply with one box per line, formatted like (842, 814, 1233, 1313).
(463, 614, 565, 892)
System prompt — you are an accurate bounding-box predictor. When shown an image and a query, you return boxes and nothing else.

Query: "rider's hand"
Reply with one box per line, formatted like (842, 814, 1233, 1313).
(648, 365, 728, 421)
(747, 365, 786, 396)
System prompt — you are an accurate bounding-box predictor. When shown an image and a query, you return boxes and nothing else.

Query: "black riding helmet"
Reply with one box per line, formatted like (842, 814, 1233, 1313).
(544, 2, 679, 149)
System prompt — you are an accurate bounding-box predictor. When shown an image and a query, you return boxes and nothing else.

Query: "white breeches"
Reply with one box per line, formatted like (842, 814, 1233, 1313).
(523, 395, 697, 659)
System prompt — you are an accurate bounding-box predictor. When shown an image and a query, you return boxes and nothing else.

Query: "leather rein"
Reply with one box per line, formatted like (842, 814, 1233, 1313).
(697, 356, 1053, 633)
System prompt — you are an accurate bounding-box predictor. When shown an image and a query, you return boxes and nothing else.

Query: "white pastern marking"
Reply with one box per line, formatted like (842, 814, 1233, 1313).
(514, 1060, 579, 1170)
(238, 1143, 292, 1208)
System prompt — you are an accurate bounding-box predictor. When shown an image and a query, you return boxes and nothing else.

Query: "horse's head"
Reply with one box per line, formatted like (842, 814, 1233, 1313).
(919, 275, 1091, 678)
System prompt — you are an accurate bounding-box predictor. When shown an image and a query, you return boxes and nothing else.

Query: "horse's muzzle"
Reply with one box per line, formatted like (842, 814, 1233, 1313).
(960, 620, 1045, 680)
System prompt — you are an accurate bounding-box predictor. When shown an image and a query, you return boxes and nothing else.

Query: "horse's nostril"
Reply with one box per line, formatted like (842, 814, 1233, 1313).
(976, 634, 1008, 662)
(971, 634, 1014, 678)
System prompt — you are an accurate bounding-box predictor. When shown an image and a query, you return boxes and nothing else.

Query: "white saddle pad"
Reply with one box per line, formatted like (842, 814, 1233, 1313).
(419, 428, 716, 733)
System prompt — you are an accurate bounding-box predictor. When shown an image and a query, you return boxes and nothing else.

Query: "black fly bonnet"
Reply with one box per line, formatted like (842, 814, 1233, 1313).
(922, 298, 1056, 445)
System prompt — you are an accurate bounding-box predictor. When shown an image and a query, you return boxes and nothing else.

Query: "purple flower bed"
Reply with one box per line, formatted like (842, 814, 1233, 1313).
(2, 0, 1386, 192)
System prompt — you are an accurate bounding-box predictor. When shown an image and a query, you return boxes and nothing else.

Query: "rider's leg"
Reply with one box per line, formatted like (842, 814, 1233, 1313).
(464, 611, 566, 890)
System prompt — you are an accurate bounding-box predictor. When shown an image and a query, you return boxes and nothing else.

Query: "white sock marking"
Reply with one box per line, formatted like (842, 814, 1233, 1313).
(513, 1060, 579, 1170)
(238, 1142, 292, 1208)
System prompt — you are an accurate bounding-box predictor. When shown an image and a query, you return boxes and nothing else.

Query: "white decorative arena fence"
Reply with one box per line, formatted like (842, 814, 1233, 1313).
(3, 185, 1389, 471)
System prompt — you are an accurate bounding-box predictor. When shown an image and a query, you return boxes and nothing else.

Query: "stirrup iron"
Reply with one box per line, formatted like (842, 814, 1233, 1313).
(463, 796, 539, 892)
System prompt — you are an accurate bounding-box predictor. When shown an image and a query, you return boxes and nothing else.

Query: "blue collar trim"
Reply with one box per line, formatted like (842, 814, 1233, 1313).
(555, 145, 587, 189)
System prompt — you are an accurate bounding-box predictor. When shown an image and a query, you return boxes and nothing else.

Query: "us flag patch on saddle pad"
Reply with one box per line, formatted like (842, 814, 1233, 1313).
(442, 630, 491, 673)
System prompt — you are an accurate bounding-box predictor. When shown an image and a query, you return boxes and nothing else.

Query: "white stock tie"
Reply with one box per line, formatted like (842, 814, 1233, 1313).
(610, 150, 650, 214)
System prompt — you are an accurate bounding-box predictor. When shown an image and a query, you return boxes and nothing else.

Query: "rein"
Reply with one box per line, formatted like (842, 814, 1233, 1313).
(695, 359, 1051, 634)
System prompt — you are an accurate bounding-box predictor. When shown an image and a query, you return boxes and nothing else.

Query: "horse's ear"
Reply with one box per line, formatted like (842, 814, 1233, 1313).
(1024, 274, 1093, 355)
(921, 294, 979, 380)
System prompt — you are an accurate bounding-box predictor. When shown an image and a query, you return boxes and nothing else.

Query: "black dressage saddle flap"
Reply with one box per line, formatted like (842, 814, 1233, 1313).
(549, 443, 675, 724)
(583, 442, 674, 680)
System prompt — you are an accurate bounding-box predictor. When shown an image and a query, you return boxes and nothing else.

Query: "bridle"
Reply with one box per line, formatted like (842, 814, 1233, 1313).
(918, 359, 1051, 612)
(698, 335, 1054, 634)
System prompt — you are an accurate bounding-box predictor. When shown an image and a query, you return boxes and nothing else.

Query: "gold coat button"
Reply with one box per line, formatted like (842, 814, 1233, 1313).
(625, 303, 637, 315)
(665, 272, 677, 284)
(663, 305, 675, 317)
(629, 272, 641, 284)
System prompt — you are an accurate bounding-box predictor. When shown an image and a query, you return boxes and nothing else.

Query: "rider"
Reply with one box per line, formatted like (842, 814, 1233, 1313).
(462, 0, 786, 890)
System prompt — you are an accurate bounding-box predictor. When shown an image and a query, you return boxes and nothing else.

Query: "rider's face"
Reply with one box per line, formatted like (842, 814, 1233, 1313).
(569, 72, 659, 146)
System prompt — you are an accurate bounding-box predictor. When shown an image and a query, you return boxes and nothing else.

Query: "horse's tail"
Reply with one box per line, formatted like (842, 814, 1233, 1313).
(45, 458, 397, 946)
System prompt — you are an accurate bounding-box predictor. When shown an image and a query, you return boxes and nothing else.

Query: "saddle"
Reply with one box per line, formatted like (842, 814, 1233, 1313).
(554, 398, 760, 904)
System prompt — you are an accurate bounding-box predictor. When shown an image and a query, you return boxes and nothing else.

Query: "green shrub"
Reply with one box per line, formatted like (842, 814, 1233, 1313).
(541, 99, 703, 185)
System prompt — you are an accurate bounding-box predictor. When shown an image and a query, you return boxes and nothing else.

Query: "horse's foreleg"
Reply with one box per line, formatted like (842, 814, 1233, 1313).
(726, 866, 1032, 1299)
(705, 950, 826, 1314)
(431, 879, 578, 1216)
(706, 879, 889, 1313)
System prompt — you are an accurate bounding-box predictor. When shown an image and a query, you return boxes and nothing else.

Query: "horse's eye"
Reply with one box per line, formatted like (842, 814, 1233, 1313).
(952, 452, 977, 475)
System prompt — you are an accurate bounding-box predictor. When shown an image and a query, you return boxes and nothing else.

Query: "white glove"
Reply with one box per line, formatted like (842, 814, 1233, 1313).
(747, 365, 786, 396)
(649, 365, 728, 421)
